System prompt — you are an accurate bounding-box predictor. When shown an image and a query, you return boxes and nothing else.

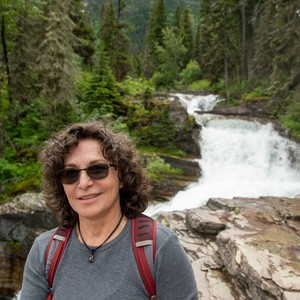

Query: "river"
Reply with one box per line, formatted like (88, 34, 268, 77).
(146, 93, 300, 215)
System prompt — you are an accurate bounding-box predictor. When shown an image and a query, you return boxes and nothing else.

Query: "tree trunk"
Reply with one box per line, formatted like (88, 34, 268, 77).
(117, 0, 120, 19)
(240, 0, 247, 80)
(1, 15, 13, 106)
(224, 32, 229, 101)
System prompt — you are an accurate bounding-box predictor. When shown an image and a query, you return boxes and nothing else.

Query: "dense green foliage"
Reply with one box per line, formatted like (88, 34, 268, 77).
(145, 155, 182, 180)
(1, 0, 300, 203)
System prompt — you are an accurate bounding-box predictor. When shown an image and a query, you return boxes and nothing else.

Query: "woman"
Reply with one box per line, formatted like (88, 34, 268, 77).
(20, 121, 198, 299)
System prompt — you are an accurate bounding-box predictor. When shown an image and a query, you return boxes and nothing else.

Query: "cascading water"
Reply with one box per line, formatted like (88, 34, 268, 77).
(146, 93, 300, 215)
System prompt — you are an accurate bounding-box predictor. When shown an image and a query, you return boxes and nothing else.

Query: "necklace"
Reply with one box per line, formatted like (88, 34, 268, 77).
(77, 212, 123, 263)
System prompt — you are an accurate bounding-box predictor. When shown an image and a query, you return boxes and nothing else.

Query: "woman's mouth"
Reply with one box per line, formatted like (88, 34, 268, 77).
(78, 193, 101, 200)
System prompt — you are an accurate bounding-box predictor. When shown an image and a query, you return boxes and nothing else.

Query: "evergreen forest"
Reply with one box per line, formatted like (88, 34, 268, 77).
(1, 0, 300, 203)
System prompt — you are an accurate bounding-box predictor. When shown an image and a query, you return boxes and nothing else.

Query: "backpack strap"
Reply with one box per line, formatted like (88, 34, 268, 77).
(45, 226, 72, 300)
(132, 214, 157, 300)
(45, 216, 157, 299)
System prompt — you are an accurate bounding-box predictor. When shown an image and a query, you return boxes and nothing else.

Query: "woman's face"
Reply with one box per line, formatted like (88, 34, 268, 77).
(62, 138, 122, 222)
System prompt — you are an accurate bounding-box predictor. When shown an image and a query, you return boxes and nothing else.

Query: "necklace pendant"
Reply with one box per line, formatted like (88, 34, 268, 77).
(78, 213, 123, 265)
(89, 254, 94, 263)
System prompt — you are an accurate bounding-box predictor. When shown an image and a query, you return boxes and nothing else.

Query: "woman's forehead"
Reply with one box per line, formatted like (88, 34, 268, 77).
(64, 139, 104, 162)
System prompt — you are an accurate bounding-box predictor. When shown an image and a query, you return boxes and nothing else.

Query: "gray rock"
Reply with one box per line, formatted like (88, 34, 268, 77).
(0, 193, 58, 297)
(156, 196, 300, 299)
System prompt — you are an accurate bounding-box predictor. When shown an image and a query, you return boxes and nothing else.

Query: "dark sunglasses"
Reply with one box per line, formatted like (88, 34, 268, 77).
(57, 163, 115, 184)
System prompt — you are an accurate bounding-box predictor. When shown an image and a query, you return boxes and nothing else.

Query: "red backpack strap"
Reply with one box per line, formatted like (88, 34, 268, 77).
(132, 214, 157, 300)
(45, 226, 72, 300)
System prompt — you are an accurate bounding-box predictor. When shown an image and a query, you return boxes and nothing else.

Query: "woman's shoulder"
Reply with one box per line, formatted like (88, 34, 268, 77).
(25, 227, 64, 266)
(33, 227, 60, 249)
(155, 221, 179, 247)
(156, 222, 174, 237)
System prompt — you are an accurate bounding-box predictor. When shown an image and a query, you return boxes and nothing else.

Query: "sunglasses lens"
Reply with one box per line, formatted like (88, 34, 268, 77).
(87, 164, 110, 179)
(58, 164, 112, 184)
(59, 169, 80, 184)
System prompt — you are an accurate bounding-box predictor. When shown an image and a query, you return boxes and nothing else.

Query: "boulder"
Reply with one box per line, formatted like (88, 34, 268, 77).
(0, 193, 57, 297)
(168, 98, 201, 157)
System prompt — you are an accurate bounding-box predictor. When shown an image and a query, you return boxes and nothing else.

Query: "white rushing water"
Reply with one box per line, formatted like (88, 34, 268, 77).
(146, 93, 300, 215)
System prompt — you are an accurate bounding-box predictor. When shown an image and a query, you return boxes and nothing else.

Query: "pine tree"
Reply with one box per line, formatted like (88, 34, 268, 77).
(181, 9, 194, 65)
(124, 1, 151, 52)
(253, 0, 300, 95)
(100, 0, 131, 81)
(198, 0, 241, 86)
(148, 0, 167, 51)
(0, 0, 43, 122)
(273, 0, 300, 93)
(100, 1, 116, 64)
(10, 0, 43, 107)
(152, 27, 187, 88)
(70, 0, 95, 67)
(114, 0, 132, 81)
(38, 0, 77, 127)
(0, 0, 23, 108)
(172, 5, 181, 36)
(79, 42, 119, 117)
(142, 0, 167, 77)
(240, 0, 258, 80)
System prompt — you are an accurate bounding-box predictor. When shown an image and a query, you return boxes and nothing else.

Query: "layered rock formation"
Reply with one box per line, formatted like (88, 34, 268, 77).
(156, 196, 300, 300)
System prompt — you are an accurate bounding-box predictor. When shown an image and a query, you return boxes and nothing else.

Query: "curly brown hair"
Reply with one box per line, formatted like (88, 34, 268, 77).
(39, 121, 150, 226)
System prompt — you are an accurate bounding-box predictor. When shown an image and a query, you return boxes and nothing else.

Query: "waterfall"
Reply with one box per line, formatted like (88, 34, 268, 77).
(146, 93, 300, 215)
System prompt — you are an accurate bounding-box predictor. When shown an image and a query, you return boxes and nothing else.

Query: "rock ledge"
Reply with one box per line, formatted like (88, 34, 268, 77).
(156, 196, 300, 300)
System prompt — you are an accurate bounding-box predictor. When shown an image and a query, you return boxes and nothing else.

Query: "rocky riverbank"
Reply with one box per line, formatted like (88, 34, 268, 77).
(157, 196, 300, 300)
(0, 193, 299, 299)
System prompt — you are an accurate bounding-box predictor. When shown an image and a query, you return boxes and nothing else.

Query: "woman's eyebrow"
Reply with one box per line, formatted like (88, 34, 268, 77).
(64, 160, 109, 168)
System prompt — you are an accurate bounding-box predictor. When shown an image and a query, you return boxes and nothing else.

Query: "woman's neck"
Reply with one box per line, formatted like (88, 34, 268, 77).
(77, 211, 127, 247)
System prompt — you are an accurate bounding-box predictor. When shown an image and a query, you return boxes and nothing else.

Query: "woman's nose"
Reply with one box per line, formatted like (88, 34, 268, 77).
(77, 170, 93, 188)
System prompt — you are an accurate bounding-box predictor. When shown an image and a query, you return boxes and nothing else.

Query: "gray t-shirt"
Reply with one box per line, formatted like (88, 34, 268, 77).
(20, 219, 198, 299)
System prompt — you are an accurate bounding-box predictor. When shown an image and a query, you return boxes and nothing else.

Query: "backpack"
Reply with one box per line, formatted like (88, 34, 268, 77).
(45, 214, 157, 300)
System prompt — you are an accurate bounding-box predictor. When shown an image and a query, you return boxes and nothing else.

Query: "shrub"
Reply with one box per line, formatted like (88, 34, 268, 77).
(189, 79, 212, 92)
(211, 79, 225, 93)
(151, 71, 176, 90)
(128, 104, 178, 150)
(0, 159, 41, 203)
(180, 60, 202, 85)
(242, 86, 271, 101)
(280, 96, 300, 141)
(117, 76, 155, 96)
(145, 155, 182, 180)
